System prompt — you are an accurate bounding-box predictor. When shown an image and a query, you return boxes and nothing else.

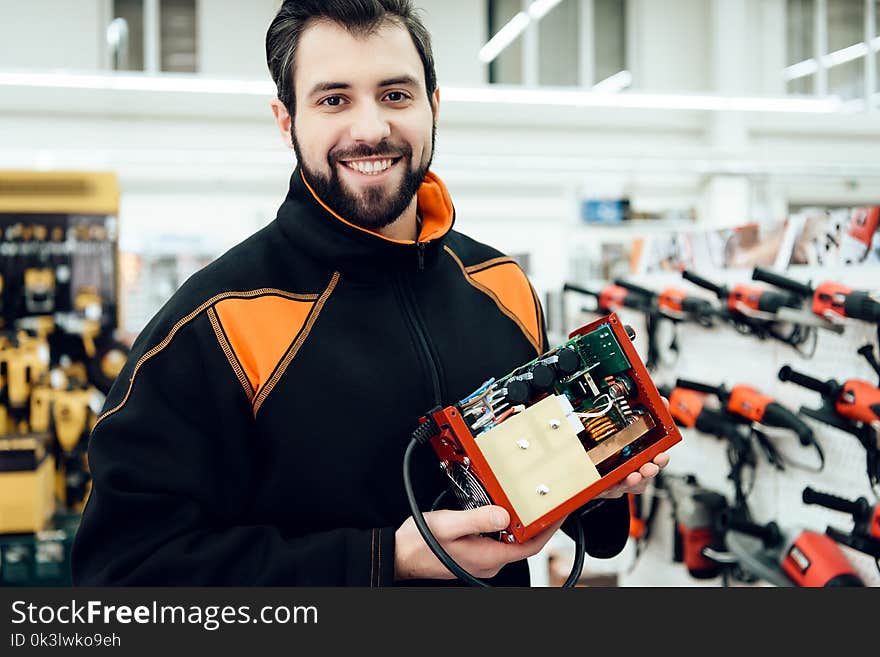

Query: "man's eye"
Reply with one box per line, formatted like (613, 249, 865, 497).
(385, 91, 409, 102)
(321, 96, 344, 107)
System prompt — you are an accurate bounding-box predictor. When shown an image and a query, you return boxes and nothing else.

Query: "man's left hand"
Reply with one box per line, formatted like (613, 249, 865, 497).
(597, 452, 669, 498)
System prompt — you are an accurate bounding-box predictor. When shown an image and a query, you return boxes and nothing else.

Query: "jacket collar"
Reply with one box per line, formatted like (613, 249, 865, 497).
(275, 166, 455, 276)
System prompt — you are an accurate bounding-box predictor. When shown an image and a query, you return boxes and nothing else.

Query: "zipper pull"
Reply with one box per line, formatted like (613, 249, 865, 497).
(417, 242, 426, 270)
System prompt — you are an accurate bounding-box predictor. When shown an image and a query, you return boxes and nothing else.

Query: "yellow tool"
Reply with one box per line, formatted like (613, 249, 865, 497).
(0, 433, 55, 534)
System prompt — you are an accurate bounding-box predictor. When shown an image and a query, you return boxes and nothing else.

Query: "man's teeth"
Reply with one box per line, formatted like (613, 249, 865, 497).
(343, 159, 394, 175)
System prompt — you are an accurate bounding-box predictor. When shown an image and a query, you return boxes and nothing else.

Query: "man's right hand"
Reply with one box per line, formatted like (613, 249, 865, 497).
(393, 505, 564, 581)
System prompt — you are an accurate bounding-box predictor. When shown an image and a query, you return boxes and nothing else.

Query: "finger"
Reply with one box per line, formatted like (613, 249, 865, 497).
(661, 396, 669, 410)
(653, 452, 670, 468)
(638, 462, 660, 479)
(624, 471, 643, 488)
(429, 505, 510, 540)
(626, 479, 650, 495)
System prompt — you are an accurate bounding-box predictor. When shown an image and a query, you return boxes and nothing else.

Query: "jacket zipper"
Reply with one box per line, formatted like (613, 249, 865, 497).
(416, 242, 426, 271)
(396, 273, 442, 405)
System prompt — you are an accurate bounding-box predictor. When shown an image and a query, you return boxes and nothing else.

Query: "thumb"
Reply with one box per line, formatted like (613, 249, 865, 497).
(431, 505, 510, 540)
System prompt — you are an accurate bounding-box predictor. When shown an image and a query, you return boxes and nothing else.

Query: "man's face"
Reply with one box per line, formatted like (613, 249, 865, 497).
(289, 19, 438, 231)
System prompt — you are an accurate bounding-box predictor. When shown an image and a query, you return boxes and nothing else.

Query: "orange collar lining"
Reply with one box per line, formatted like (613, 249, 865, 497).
(300, 169, 453, 245)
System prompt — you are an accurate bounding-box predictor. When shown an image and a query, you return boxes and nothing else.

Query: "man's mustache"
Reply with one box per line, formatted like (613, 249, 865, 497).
(330, 141, 411, 162)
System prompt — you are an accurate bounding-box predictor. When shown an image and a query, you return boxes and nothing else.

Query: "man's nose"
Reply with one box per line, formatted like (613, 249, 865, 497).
(349, 102, 391, 144)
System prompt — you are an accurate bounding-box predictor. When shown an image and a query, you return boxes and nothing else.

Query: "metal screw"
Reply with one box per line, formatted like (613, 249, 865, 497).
(516, 439, 530, 450)
(549, 419, 561, 430)
(463, 457, 471, 466)
(506, 534, 516, 543)
(536, 484, 550, 496)
(439, 461, 447, 471)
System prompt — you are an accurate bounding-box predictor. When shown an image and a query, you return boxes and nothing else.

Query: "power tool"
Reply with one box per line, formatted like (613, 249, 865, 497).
(660, 472, 729, 579)
(778, 353, 880, 491)
(752, 266, 880, 329)
(717, 511, 865, 587)
(409, 312, 682, 586)
(674, 377, 822, 469)
(802, 486, 880, 563)
(659, 384, 762, 510)
(562, 282, 652, 315)
(680, 269, 815, 354)
(613, 279, 716, 326)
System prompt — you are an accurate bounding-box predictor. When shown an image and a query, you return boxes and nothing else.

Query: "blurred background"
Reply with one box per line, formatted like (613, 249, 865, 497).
(1, 0, 878, 588)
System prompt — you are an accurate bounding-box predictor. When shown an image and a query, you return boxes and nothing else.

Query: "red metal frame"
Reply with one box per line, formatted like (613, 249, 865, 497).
(426, 312, 683, 543)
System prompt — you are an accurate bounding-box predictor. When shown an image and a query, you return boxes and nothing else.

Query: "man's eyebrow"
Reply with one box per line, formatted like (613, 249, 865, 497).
(307, 81, 351, 96)
(378, 75, 419, 88)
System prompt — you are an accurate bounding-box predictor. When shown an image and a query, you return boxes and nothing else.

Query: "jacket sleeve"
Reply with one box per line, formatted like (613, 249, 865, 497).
(531, 281, 631, 558)
(71, 312, 397, 586)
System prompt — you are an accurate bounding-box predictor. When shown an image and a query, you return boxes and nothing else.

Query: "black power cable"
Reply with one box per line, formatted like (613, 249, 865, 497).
(403, 436, 586, 587)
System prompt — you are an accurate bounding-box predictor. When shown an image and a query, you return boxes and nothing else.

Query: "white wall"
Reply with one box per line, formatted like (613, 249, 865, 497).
(628, 0, 711, 92)
(198, 0, 281, 78)
(0, 0, 105, 70)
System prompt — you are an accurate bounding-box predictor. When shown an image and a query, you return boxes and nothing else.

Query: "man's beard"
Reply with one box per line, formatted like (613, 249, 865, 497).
(293, 127, 435, 232)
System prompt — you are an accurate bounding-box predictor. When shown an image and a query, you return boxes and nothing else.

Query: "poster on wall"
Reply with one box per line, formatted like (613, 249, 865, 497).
(636, 206, 879, 273)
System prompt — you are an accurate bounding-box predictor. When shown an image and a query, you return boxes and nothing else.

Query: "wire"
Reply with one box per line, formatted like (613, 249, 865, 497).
(403, 437, 586, 588)
(574, 394, 614, 419)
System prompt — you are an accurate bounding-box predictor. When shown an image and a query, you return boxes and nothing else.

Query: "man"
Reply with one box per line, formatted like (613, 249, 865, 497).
(71, 0, 667, 586)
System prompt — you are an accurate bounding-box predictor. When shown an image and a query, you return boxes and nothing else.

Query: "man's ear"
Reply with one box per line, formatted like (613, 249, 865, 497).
(270, 99, 294, 149)
(431, 87, 440, 125)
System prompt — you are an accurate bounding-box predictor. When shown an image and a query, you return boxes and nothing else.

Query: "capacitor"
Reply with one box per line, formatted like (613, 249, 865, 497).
(505, 378, 532, 404)
(529, 363, 555, 390)
(555, 346, 581, 375)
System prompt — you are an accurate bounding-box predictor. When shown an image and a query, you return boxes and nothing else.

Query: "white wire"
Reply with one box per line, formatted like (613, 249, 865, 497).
(574, 394, 614, 419)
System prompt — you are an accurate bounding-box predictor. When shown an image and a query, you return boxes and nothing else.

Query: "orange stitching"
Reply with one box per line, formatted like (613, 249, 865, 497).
(464, 256, 516, 274)
(207, 307, 254, 403)
(529, 282, 546, 353)
(253, 272, 341, 416)
(94, 287, 322, 428)
(444, 246, 541, 355)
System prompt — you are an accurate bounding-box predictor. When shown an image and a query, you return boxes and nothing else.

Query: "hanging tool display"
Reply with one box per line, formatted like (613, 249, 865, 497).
(0, 170, 125, 586)
(562, 282, 652, 316)
(680, 269, 817, 355)
(778, 353, 880, 493)
(802, 486, 880, 567)
(716, 511, 865, 587)
(658, 384, 764, 511)
(608, 279, 716, 372)
(752, 266, 880, 331)
(674, 377, 823, 471)
(408, 312, 682, 587)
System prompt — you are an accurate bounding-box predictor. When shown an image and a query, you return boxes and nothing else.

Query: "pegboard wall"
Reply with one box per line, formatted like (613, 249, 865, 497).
(558, 265, 880, 587)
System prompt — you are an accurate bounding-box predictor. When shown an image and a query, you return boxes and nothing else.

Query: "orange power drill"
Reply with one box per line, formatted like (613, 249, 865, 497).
(674, 378, 819, 456)
(778, 355, 880, 490)
(802, 487, 880, 560)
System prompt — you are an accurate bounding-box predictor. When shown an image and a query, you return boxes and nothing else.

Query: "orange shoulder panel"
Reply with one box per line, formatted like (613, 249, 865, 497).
(469, 262, 542, 353)
(214, 295, 315, 393)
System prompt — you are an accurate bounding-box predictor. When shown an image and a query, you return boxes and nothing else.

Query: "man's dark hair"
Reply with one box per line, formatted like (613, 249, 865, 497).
(266, 0, 437, 116)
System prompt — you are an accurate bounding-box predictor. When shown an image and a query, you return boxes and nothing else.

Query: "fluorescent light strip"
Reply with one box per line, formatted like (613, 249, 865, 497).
(821, 42, 869, 67)
(478, 12, 529, 63)
(0, 71, 274, 95)
(441, 85, 841, 113)
(478, 0, 563, 63)
(527, 0, 564, 20)
(785, 38, 880, 81)
(0, 71, 843, 113)
(592, 70, 632, 93)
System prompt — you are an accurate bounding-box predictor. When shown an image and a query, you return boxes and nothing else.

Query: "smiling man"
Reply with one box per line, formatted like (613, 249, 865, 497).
(71, 0, 667, 587)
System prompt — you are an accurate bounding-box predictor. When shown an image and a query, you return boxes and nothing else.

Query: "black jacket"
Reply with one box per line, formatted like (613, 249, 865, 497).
(71, 168, 629, 586)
